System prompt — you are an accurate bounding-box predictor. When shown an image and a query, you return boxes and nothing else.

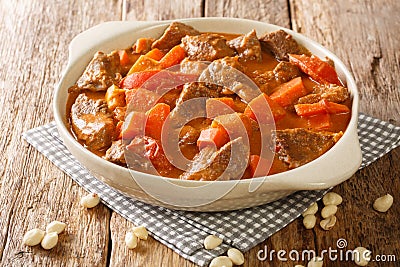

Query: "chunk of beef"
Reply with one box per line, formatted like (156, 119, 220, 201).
(181, 33, 235, 61)
(274, 128, 342, 169)
(313, 84, 350, 103)
(199, 59, 259, 102)
(169, 82, 224, 126)
(180, 137, 250, 181)
(152, 22, 200, 51)
(180, 58, 209, 75)
(71, 94, 115, 151)
(69, 52, 122, 93)
(297, 84, 350, 104)
(260, 30, 310, 61)
(273, 62, 301, 83)
(104, 140, 126, 165)
(252, 61, 301, 94)
(177, 82, 224, 105)
(125, 136, 173, 176)
(227, 30, 262, 61)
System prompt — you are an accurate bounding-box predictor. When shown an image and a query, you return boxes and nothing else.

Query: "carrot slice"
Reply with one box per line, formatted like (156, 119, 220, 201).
(249, 155, 271, 178)
(159, 45, 186, 69)
(197, 127, 229, 150)
(244, 93, 286, 123)
(135, 38, 153, 54)
(120, 70, 160, 89)
(295, 99, 350, 116)
(127, 55, 161, 75)
(118, 50, 131, 67)
(145, 48, 165, 61)
(294, 102, 326, 116)
(270, 77, 308, 107)
(288, 54, 342, 85)
(320, 99, 350, 114)
(145, 103, 171, 140)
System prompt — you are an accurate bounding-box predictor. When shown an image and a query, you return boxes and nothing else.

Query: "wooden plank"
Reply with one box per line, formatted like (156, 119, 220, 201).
(290, 0, 400, 266)
(0, 0, 123, 266)
(205, 0, 291, 28)
(124, 0, 203, 21)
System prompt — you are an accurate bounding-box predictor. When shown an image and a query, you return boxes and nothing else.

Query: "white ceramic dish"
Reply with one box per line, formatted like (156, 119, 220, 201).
(53, 18, 362, 211)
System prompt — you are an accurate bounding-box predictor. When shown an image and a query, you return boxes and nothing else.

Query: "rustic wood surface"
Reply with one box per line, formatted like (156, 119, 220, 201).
(0, 0, 398, 266)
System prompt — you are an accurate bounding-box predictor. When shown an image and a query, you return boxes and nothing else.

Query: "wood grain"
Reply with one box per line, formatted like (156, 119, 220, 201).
(0, 0, 122, 266)
(0, 0, 398, 266)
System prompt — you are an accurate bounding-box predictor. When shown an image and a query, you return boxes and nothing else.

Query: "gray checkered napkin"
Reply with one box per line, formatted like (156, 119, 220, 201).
(22, 113, 400, 266)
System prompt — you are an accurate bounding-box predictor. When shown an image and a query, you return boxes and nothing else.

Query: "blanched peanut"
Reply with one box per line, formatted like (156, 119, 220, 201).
(46, 221, 66, 234)
(23, 228, 45, 246)
(307, 256, 323, 267)
(320, 215, 337, 231)
(204, 235, 222, 250)
(322, 192, 342, 206)
(303, 215, 317, 229)
(295, 265, 305, 267)
(227, 248, 244, 265)
(373, 194, 393, 212)
(302, 202, 318, 217)
(132, 225, 148, 240)
(209, 256, 233, 267)
(125, 231, 138, 249)
(41, 232, 58, 250)
(354, 247, 371, 266)
(321, 205, 338, 218)
(80, 193, 100, 208)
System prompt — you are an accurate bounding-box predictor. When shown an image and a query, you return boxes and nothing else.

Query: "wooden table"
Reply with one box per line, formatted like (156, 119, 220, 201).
(1, 0, 398, 266)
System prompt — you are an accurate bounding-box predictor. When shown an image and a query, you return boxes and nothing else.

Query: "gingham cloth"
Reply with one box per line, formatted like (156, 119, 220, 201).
(22, 113, 400, 266)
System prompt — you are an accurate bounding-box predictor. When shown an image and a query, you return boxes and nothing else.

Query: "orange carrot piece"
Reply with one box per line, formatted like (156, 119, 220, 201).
(127, 55, 161, 75)
(120, 70, 160, 89)
(249, 155, 274, 177)
(320, 99, 350, 114)
(159, 45, 186, 69)
(118, 50, 131, 67)
(115, 121, 124, 140)
(145, 103, 171, 140)
(294, 102, 326, 116)
(206, 97, 236, 118)
(288, 54, 342, 85)
(295, 99, 350, 117)
(135, 38, 153, 54)
(270, 77, 308, 107)
(197, 127, 229, 150)
(244, 93, 286, 123)
(145, 48, 165, 61)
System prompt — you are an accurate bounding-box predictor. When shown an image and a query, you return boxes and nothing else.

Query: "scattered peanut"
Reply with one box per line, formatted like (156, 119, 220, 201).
(132, 225, 148, 240)
(373, 194, 393, 212)
(322, 192, 342, 206)
(41, 232, 59, 250)
(46, 221, 66, 234)
(353, 247, 371, 266)
(227, 248, 244, 265)
(80, 193, 100, 208)
(204, 235, 222, 250)
(23, 228, 45, 246)
(302, 202, 318, 217)
(320, 215, 337, 231)
(321, 205, 338, 219)
(295, 265, 305, 267)
(125, 231, 138, 249)
(209, 256, 233, 267)
(302, 214, 317, 229)
(307, 256, 323, 267)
